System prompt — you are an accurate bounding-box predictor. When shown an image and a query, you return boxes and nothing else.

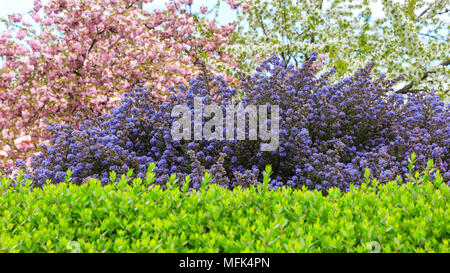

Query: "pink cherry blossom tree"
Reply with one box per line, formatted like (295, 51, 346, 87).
(0, 0, 237, 167)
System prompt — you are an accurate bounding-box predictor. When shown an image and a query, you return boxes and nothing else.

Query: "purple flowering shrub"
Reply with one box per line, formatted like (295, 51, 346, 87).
(239, 56, 449, 190)
(24, 53, 449, 191)
(26, 75, 238, 187)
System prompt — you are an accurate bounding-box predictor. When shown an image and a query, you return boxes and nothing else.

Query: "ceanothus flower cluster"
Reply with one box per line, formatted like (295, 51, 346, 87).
(238, 54, 449, 190)
(24, 53, 449, 191)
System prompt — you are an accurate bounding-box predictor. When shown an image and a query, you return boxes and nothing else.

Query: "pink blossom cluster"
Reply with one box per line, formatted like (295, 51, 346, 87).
(311, 54, 328, 74)
(225, 0, 251, 10)
(0, 0, 237, 167)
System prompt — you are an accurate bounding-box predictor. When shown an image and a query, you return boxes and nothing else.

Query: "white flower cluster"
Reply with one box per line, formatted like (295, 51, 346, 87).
(227, 0, 449, 97)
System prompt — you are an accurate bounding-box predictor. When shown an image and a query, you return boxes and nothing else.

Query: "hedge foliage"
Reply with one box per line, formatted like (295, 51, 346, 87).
(0, 166, 448, 253)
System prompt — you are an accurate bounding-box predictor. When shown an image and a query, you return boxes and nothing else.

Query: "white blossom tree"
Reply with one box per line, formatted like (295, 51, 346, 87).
(225, 0, 449, 97)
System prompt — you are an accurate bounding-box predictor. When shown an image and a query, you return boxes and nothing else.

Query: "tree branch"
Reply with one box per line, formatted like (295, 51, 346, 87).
(416, 6, 430, 19)
(395, 59, 449, 94)
(436, 8, 449, 15)
(259, 14, 268, 36)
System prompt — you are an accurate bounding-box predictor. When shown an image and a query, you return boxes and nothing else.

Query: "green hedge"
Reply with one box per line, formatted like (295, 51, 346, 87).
(0, 167, 448, 253)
